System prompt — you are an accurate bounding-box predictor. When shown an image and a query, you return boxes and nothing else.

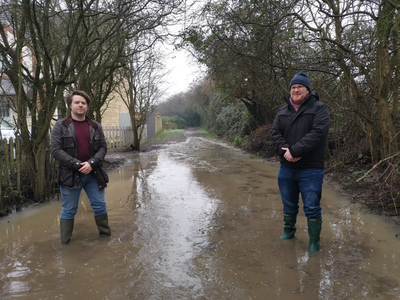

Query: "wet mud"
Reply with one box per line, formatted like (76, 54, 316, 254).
(1, 131, 400, 299)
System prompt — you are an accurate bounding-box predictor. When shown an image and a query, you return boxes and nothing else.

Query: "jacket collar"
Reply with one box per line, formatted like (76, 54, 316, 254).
(62, 115, 98, 129)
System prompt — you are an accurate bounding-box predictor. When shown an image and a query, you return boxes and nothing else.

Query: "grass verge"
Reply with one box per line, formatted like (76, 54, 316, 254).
(153, 129, 186, 142)
(141, 129, 187, 151)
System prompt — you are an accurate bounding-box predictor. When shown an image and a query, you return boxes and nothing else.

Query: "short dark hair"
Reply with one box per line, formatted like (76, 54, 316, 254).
(65, 90, 91, 109)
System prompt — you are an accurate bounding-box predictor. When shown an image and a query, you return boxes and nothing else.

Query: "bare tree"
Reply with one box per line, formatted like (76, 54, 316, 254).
(290, 0, 400, 163)
(116, 42, 166, 150)
(0, 0, 187, 201)
(0, 0, 131, 201)
(75, 0, 186, 122)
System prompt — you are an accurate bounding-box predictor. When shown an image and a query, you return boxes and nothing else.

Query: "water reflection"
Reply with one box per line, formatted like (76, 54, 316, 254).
(118, 150, 220, 298)
(0, 136, 400, 299)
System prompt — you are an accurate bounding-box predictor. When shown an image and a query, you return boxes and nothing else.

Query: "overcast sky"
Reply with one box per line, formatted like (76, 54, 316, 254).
(159, 0, 205, 102)
(161, 45, 204, 102)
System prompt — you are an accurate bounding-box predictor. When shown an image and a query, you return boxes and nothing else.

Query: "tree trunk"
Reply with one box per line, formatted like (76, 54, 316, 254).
(373, 1, 399, 157)
(0, 140, 7, 216)
(337, 56, 380, 163)
(24, 136, 51, 202)
(375, 96, 397, 157)
(0, 189, 6, 216)
(241, 98, 265, 126)
(130, 112, 141, 151)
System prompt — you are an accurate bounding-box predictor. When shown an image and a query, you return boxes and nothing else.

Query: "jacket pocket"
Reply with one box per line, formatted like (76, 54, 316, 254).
(277, 110, 294, 129)
(94, 134, 102, 151)
(100, 167, 109, 184)
(62, 137, 75, 149)
(94, 166, 109, 189)
(58, 165, 75, 187)
(299, 111, 316, 132)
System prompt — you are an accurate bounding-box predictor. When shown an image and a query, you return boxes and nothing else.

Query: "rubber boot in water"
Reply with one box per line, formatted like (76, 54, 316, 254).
(280, 213, 297, 239)
(60, 218, 74, 244)
(308, 218, 322, 254)
(94, 214, 111, 237)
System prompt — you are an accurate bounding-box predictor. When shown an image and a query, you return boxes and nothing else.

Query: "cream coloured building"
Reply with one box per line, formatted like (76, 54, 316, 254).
(101, 91, 128, 127)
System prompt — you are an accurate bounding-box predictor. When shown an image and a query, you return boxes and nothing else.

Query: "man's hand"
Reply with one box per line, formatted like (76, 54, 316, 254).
(282, 147, 301, 162)
(79, 162, 93, 174)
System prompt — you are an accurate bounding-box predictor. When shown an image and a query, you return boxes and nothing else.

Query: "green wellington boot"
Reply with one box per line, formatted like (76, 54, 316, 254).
(60, 218, 74, 244)
(308, 218, 322, 254)
(94, 214, 111, 237)
(280, 213, 297, 239)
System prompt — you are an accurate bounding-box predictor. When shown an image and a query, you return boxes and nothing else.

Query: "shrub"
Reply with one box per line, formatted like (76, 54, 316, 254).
(245, 124, 275, 158)
(212, 104, 249, 138)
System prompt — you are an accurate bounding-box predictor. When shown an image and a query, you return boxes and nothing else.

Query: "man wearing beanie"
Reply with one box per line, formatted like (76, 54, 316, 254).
(270, 72, 329, 254)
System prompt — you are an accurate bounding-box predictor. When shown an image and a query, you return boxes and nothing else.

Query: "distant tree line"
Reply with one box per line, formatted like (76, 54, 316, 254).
(158, 0, 400, 215)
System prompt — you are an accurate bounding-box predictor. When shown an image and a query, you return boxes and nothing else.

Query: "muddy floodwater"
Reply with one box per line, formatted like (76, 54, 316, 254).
(1, 133, 400, 300)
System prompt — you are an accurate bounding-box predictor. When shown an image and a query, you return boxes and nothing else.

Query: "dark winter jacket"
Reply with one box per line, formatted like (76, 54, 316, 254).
(50, 116, 109, 189)
(270, 91, 329, 169)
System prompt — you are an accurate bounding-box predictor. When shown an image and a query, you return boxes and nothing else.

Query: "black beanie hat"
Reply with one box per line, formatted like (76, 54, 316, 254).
(289, 72, 311, 91)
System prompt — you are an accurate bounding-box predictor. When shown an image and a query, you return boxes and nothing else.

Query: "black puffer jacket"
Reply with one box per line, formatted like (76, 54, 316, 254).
(50, 116, 109, 189)
(270, 91, 330, 169)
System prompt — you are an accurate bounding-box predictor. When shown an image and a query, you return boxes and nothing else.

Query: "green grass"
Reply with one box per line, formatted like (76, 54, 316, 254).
(198, 128, 208, 133)
(148, 129, 186, 143)
(197, 127, 213, 138)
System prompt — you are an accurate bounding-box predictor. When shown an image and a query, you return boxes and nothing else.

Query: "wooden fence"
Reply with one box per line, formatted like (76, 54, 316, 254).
(0, 137, 59, 215)
(0, 137, 21, 198)
(0, 126, 147, 214)
(103, 125, 147, 149)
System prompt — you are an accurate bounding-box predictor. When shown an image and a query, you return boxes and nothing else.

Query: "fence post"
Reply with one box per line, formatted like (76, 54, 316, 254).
(9, 138, 16, 186)
(16, 137, 21, 191)
(111, 126, 115, 148)
(0, 139, 4, 215)
(2, 138, 11, 185)
(105, 126, 110, 149)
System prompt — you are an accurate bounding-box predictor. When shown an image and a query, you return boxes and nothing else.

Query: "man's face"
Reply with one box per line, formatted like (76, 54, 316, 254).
(290, 84, 309, 104)
(69, 95, 88, 117)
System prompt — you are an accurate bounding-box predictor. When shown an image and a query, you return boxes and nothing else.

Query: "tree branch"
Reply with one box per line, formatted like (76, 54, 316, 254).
(356, 152, 400, 182)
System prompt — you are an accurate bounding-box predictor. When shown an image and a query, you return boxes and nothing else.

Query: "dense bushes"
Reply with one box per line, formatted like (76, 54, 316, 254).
(245, 125, 275, 158)
(163, 116, 185, 129)
(212, 104, 250, 139)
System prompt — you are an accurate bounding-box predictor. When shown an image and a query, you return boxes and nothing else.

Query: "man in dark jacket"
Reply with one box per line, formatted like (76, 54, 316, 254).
(270, 72, 329, 254)
(50, 90, 111, 244)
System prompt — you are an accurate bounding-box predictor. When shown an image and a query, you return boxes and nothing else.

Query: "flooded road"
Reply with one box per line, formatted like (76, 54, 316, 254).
(1, 132, 400, 299)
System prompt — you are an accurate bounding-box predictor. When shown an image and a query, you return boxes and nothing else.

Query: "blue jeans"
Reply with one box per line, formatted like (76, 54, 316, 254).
(60, 172, 107, 219)
(277, 165, 324, 219)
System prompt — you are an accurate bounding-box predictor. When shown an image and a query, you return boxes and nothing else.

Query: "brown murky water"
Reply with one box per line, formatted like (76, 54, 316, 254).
(1, 133, 400, 300)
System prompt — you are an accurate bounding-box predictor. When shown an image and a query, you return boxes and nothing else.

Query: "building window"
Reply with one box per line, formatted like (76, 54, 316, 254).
(0, 101, 11, 122)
